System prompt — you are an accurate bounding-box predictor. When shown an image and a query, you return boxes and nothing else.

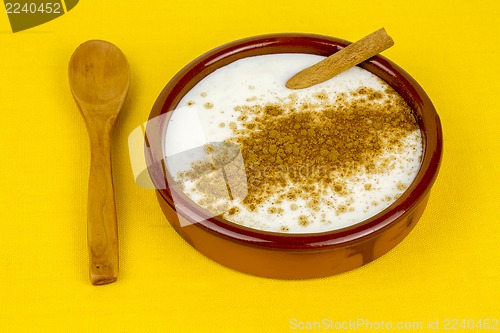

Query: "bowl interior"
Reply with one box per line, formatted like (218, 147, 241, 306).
(146, 33, 443, 247)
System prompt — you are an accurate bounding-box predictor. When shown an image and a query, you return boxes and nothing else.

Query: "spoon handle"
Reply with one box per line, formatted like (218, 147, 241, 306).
(87, 128, 119, 285)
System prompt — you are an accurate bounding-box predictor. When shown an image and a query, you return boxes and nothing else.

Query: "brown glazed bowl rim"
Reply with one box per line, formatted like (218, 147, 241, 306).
(146, 33, 443, 250)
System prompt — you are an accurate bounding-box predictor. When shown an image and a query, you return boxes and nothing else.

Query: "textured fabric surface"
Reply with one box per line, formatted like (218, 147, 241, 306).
(0, 0, 499, 331)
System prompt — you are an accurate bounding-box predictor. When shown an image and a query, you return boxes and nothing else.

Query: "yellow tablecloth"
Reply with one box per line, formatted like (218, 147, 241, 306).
(1, 0, 499, 331)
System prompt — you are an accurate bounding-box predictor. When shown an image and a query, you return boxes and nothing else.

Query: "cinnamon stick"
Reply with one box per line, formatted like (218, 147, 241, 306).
(286, 28, 394, 89)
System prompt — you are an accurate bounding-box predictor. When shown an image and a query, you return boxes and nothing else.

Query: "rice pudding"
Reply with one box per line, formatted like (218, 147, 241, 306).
(164, 54, 422, 233)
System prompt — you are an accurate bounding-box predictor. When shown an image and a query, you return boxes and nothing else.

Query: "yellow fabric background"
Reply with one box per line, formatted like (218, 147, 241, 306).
(1, 0, 499, 331)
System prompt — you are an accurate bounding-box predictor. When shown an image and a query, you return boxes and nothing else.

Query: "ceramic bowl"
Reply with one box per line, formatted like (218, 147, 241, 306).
(145, 33, 443, 279)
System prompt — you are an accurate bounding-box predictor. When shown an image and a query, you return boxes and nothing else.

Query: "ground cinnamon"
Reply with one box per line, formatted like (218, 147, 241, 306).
(176, 81, 420, 229)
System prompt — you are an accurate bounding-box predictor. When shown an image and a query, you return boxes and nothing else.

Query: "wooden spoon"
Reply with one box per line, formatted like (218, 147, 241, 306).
(286, 28, 394, 89)
(68, 40, 130, 285)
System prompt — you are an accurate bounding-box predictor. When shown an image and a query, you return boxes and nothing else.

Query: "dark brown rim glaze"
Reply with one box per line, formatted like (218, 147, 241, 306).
(146, 33, 442, 252)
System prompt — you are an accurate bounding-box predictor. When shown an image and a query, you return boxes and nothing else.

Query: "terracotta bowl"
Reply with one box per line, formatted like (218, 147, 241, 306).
(145, 33, 443, 279)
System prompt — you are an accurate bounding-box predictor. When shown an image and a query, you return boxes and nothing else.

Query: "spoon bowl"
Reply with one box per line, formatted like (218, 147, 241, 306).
(69, 41, 129, 106)
(68, 40, 130, 285)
